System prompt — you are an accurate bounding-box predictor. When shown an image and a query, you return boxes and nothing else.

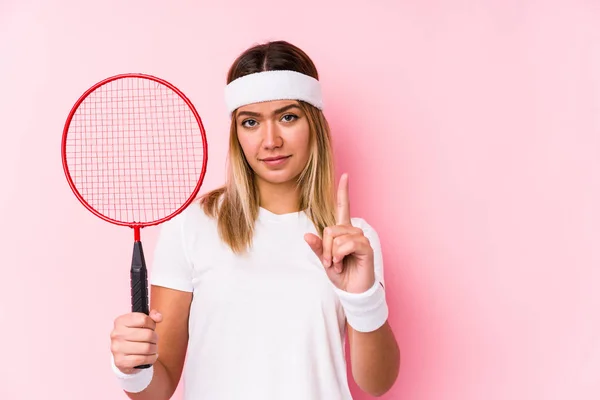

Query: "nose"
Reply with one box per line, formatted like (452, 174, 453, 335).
(262, 120, 282, 150)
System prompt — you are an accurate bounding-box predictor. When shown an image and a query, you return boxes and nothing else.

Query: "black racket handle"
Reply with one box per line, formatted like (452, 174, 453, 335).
(131, 240, 152, 370)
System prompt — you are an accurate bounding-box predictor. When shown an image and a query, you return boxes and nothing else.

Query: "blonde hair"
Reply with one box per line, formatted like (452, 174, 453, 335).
(199, 41, 337, 253)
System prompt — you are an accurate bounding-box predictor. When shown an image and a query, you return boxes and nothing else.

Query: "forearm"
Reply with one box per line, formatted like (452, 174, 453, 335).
(348, 321, 400, 397)
(123, 359, 178, 400)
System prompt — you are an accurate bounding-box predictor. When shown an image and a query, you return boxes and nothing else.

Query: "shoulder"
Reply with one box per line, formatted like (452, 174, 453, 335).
(351, 217, 385, 281)
(351, 217, 378, 235)
(351, 216, 383, 247)
(163, 198, 217, 238)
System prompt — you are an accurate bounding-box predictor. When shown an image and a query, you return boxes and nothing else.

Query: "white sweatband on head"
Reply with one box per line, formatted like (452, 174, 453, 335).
(333, 280, 389, 333)
(111, 354, 154, 393)
(224, 70, 324, 116)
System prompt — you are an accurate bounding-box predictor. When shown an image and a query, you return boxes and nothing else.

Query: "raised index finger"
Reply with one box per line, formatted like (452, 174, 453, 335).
(336, 173, 351, 225)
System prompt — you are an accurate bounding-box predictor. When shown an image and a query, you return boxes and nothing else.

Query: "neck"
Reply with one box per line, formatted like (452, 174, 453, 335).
(256, 177, 301, 215)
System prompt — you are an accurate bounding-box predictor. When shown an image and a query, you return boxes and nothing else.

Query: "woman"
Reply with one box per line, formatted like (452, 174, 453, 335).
(109, 40, 400, 400)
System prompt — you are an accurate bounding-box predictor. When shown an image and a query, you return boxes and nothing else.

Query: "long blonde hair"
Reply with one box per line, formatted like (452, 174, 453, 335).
(200, 41, 337, 253)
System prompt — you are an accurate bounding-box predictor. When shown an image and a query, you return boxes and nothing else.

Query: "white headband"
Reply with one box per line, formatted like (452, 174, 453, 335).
(224, 70, 324, 116)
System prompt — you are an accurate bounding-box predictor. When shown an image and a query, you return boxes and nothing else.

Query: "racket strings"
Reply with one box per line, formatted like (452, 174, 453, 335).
(64, 77, 205, 224)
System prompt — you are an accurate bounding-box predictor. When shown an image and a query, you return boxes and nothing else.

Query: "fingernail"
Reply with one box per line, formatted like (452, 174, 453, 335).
(324, 258, 330, 267)
(333, 256, 338, 263)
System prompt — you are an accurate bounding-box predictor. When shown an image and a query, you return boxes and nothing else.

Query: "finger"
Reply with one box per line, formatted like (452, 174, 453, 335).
(322, 225, 363, 268)
(111, 326, 159, 345)
(123, 313, 157, 330)
(331, 235, 358, 273)
(332, 233, 370, 272)
(332, 234, 363, 262)
(332, 254, 344, 274)
(336, 173, 351, 225)
(304, 233, 323, 259)
(125, 327, 159, 344)
(116, 354, 159, 370)
(149, 309, 163, 323)
(322, 225, 362, 237)
(322, 227, 334, 268)
(112, 340, 158, 357)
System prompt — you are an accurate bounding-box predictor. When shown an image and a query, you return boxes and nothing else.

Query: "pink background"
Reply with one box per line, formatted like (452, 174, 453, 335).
(1, 1, 599, 399)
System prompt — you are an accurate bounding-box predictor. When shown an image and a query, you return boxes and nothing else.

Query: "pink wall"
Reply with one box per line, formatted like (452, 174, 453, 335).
(1, 1, 599, 399)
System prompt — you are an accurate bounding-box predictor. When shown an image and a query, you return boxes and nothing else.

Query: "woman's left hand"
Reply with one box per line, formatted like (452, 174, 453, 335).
(304, 173, 376, 294)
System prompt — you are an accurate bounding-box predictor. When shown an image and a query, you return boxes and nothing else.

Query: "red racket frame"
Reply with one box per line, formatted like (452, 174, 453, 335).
(61, 73, 208, 241)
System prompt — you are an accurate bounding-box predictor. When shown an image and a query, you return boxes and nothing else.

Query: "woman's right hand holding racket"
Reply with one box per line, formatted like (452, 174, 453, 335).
(110, 310, 163, 374)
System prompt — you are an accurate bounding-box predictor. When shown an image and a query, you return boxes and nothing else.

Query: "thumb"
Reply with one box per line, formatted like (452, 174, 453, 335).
(304, 233, 323, 259)
(149, 309, 163, 324)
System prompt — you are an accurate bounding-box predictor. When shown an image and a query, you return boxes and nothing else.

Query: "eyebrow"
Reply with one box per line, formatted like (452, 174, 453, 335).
(236, 104, 301, 119)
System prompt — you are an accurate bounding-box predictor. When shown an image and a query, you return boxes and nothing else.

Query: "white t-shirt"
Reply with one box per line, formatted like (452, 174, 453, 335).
(150, 200, 385, 400)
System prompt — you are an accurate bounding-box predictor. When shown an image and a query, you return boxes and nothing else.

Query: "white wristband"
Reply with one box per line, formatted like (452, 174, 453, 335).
(111, 354, 154, 393)
(334, 280, 389, 332)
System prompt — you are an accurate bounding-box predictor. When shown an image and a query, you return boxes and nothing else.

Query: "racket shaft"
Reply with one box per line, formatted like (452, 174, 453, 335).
(131, 241, 152, 369)
(131, 241, 150, 314)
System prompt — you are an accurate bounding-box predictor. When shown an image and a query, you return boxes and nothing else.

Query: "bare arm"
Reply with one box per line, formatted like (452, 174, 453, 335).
(122, 285, 192, 400)
(348, 320, 400, 397)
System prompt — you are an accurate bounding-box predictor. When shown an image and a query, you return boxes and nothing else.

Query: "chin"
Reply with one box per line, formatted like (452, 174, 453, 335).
(256, 170, 300, 186)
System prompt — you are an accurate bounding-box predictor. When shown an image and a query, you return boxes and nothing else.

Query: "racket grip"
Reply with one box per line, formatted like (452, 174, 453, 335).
(130, 240, 152, 370)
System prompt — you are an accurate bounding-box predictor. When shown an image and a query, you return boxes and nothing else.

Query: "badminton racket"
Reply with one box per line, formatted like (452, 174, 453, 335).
(61, 73, 208, 369)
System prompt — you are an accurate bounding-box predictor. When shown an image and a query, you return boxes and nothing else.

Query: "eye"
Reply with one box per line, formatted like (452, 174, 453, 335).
(241, 119, 258, 128)
(281, 114, 298, 123)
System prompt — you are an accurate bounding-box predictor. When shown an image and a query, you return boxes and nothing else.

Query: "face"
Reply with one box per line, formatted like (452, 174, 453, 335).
(235, 100, 311, 187)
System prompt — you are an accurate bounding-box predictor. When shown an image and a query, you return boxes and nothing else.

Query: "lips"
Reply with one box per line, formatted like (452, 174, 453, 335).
(259, 155, 291, 168)
(260, 155, 290, 162)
